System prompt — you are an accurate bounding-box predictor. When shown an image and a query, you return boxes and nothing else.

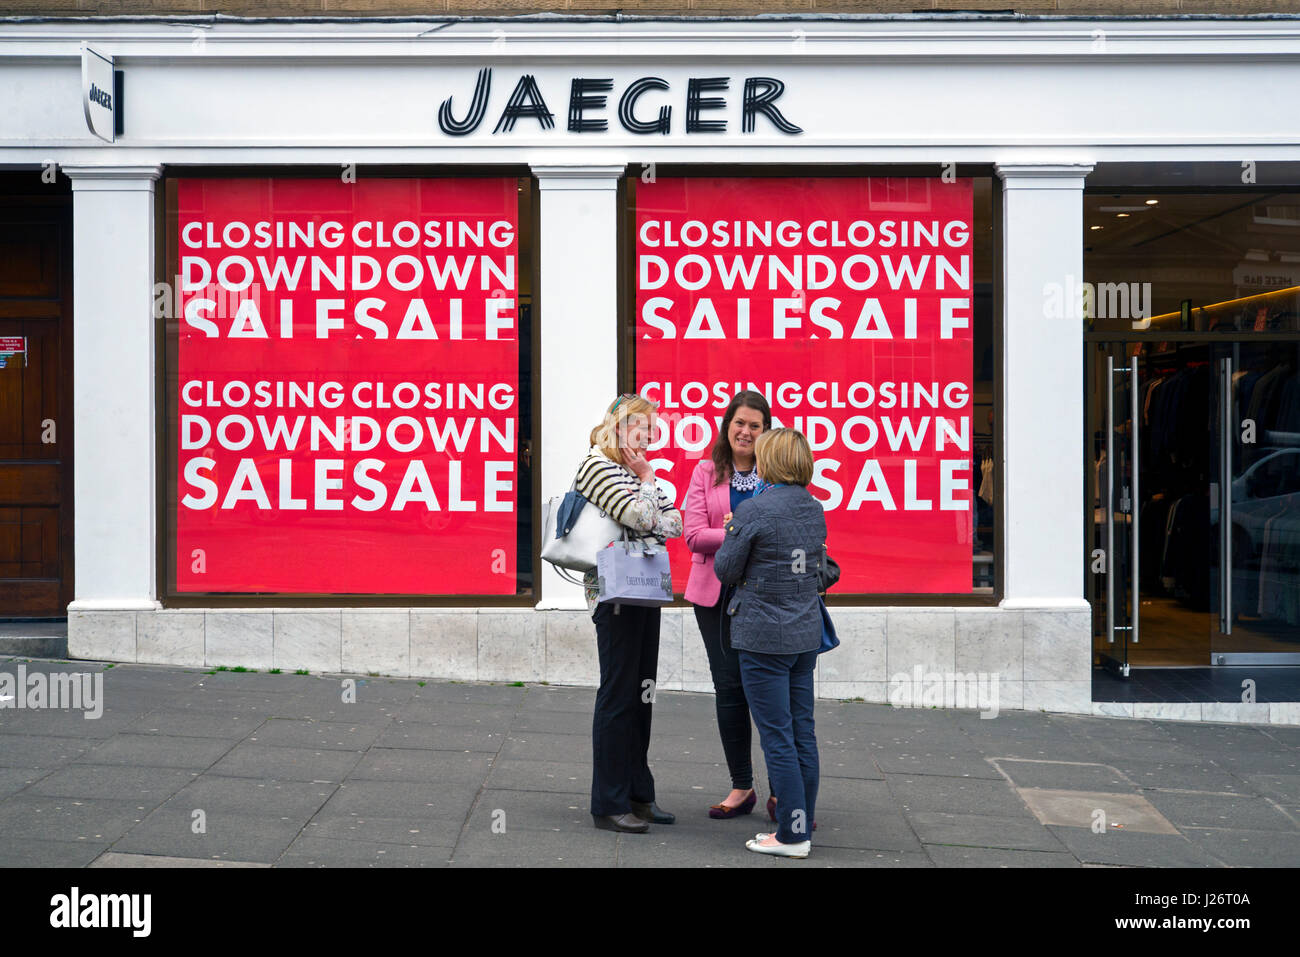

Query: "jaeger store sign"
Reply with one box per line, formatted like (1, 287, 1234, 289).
(437, 69, 803, 136)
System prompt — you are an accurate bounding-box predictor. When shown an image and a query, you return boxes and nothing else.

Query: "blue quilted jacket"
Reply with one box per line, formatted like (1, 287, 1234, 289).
(713, 483, 838, 655)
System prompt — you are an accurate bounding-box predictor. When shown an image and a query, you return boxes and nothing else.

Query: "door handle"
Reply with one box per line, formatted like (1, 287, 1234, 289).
(1130, 356, 1140, 645)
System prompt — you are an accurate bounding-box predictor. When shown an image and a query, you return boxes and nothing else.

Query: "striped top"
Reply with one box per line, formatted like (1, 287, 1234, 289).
(574, 446, 683, 608)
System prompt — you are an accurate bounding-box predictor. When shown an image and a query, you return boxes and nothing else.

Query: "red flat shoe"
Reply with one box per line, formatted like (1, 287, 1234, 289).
(767, 795, 817, 830)
(708, 789, 756, 819)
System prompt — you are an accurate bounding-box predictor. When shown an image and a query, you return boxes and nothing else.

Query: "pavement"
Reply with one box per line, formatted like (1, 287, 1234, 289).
(1, 656, 1299, 868)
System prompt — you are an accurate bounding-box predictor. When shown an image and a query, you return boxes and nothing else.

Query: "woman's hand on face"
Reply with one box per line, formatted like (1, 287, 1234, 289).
(621, 446, 654, 482)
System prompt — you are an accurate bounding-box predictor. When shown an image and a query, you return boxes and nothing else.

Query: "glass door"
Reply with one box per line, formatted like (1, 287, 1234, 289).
(1211, 340, 1300, 663)
(1088, 340, 1215, 671)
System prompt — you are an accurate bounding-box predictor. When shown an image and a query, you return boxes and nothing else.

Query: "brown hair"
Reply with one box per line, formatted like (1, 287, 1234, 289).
(710, 390, 772, 487)
(755, 428, 814, 486)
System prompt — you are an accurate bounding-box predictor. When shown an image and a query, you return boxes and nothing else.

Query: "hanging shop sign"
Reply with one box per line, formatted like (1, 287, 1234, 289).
(175, 177, 520, 594)
(81, 44, 116, 143)
(438, 69, 802, 137)
(636, 176, 975, 593)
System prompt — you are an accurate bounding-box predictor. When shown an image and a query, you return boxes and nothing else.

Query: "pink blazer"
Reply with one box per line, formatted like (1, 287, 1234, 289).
(683, 458, 733, 607)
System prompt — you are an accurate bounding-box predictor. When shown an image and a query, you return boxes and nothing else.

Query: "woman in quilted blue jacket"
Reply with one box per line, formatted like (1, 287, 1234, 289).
(713, 428, 836, 859)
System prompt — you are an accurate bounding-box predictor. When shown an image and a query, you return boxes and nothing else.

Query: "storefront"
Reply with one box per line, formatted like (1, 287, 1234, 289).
(1, 14, 1297, 724)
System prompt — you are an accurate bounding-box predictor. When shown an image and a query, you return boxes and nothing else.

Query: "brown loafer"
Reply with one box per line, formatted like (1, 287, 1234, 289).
(592, 813, 649, 834)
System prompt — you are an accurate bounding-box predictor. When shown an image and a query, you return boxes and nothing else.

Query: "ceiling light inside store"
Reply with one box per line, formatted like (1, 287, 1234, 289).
(1145, 199, 1159, 205)
(1116, 213, 1130, 218)
(1090, 225, 1104, 230)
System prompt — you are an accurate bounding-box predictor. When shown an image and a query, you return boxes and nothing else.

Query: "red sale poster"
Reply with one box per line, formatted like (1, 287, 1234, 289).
(636, 177, 974, 593)
(175, 177, 519, 594)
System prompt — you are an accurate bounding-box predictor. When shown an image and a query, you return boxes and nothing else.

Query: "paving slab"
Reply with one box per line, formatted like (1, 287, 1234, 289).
(127, 710, 268, 739)
(1180, 826, 1300, 867)
(462, 789, 594, 833)
(299, 815, 462, 848)
(814, 776, 896, 812)
(1141, 790, 1300, 832)
(1046, 826, 1225, 867)
(208, 743, 364, 783)
(885, 774, 1029, 817)
(0, 710, 144, 739)
(816, 746, 884, 779)
(993, 759, 1135, 792)
(1237, 773, 1300, 803)
(0, 733, 94, 769)
(111, 808, 308, 864)
(449, 827, 619, 867)
(499, 730, 593, 762)
(275, 835, 451, 868)
(313, 779, 477, 821)
(76, 734, 238, 770)
(348, 748, 493, 784)
(1120, 761, 1255, 794)
(922, 844, 1082, 867)
(1017, 789, 1179, 835)
(0, 838, 111, 868)
(246, 718, 390, 751)
(386, 701, 515, 731)
(91, 852, 270, 868)
(5, 656, 1300, 868)
(411, 682, 528, 707)
(485, 759, 591, 794)
(871, 749, 1004, 780)
(510, 710, 592, 735)
(905, 810, 1068, 852)
(27, 765, 199, 802)
(371, 720, 505, 753)
(0, 796, 154, 844)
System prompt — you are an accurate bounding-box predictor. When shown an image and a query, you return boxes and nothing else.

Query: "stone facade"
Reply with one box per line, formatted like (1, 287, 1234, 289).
(3, 2, 1299, 18)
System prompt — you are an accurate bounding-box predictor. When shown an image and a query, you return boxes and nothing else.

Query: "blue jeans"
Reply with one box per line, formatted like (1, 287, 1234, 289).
(738, 648, 819, 844)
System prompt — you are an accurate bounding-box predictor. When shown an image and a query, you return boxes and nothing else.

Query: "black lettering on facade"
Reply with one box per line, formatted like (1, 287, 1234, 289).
(492, 74, 555, 133)
(568, 77, 614, 133)
(686, 77, 729, 133)
(742, 77, 802, 134)
(618, 77, 671, 135)
(438, 67, 492, 136)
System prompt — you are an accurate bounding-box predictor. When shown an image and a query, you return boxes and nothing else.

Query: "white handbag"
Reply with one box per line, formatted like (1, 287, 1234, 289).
(541, 481, 623, 582)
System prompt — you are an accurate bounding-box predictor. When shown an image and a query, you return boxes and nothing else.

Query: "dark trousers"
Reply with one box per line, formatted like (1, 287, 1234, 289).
(693, 596, 760, 792)
(590, 601, 660, 817)
(739, 649, 819, 844)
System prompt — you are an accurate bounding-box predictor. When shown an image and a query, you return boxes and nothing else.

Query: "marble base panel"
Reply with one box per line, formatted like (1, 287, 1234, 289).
(64, 605, 1300, 726)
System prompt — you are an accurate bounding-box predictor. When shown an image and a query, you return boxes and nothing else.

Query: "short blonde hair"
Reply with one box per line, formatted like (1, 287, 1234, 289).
(755, 428, 814, 486)
(590, 393, 658, 462)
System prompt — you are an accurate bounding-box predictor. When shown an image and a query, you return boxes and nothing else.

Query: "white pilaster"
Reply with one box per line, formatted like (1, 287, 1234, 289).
(530, 164, 624, 609)
(64, 165, 162, 612)
(995, 163, 1094, 610)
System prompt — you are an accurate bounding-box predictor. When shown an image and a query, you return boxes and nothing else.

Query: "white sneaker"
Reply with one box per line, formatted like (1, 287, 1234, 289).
(746, 836, 811, 858)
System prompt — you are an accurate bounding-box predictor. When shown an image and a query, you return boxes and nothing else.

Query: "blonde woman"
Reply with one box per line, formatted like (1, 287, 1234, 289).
(575, 393, 683, 834)
(713, 428, 833, 858)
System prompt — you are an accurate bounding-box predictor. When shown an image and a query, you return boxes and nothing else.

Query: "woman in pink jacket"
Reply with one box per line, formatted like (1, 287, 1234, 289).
(684, 390, 772, 819)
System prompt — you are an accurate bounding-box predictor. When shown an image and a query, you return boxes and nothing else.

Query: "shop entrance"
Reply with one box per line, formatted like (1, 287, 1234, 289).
(1087, 335, 1300, 671)
(0, 176, 73, 618)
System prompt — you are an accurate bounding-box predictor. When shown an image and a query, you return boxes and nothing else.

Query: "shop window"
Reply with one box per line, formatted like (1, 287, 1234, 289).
(622, 170, 997, 597)
(161, 172, 536, 601)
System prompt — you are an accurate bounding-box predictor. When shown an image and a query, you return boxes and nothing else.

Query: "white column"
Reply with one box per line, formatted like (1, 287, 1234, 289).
(64, 165, 162, 611)
(995, 163, 1093, 609)
(531, 164, 624, 609)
